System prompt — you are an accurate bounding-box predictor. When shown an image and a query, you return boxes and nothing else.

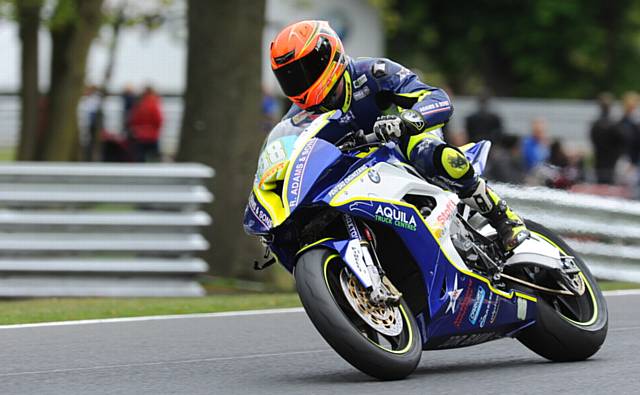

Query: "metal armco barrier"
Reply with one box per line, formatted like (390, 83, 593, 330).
(493, 183, 640, 283)
(0, 162, 214, 297)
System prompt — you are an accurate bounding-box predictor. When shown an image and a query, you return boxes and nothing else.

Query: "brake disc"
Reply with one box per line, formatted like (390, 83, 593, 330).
(339, 269, 403, 337)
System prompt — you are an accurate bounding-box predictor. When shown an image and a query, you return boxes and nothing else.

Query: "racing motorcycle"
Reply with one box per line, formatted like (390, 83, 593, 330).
(243, 110, 608, 380)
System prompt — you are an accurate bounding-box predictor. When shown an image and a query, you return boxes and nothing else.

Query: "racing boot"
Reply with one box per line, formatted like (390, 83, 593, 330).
(461, 179, 530, 251)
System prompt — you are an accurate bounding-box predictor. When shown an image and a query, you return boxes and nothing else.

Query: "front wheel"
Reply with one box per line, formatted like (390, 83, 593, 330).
(516, 220, 608, 361)
(295, 248, 421, 380)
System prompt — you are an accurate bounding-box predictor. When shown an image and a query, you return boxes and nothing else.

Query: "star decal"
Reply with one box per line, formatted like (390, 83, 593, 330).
(445, 274, 463, 314)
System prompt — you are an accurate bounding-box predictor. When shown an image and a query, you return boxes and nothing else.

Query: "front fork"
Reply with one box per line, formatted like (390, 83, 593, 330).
(341, 214, 401, 304)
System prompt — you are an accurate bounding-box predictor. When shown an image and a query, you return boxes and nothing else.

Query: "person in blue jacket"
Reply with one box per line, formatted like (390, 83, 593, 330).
(269, 20, 529, 251)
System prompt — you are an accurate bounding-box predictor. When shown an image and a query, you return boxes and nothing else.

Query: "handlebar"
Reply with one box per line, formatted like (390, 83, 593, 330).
(336, 129, 384, 152)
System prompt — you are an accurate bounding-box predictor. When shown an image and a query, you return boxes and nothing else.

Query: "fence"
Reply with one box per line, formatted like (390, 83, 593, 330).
(0, 162, 214, 297)
(0, 94, 611, 155)
(493, 183, 640, 283)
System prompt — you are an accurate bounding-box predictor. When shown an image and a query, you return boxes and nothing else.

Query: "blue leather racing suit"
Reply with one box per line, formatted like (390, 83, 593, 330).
(282, 57, 478, 195)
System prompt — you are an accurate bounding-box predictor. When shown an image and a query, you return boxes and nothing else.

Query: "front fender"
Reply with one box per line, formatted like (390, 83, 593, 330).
(296, 238, 376, 289)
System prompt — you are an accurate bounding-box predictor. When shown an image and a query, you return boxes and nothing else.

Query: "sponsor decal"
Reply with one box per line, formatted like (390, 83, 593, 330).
(468, 285, 486, 325)
(453, 279, 474, 328)
(445, 274, 463, 314)
(517, 297, 527, 320)
(432, 199, 457, 239)
(418, 100, 451, 116)
(374, 205, 417, 231)
(328, 164, 369, 198)
(248, 194, 272, 229)
(489, 299, 501, 325)
(348, 201, 375, 218)
(343, 215, 360, 240)
(353, 74, 368, 89)
(367, 168, 380, 183)
(353, 86, 371, 101)
(478, 292, 495, 328)
(291, 110, 312, 126)
(288, 139, 316, 207)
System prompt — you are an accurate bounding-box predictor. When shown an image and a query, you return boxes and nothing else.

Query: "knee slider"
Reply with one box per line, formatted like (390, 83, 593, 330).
(435, 145, 474, 181)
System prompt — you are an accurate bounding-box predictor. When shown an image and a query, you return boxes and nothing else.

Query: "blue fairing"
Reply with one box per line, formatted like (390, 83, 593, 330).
(245, 129, 537, 350)
(463, 140, 491, 176)
(285, 138, 342, 212)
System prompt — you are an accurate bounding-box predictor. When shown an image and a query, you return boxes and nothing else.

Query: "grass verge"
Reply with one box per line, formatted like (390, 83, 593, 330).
(597, 280, 640, 291)
(0, 293, 301, 325)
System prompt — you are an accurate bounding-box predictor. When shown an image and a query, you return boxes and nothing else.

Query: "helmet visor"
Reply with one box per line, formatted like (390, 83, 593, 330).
(273, 37, 333, 97)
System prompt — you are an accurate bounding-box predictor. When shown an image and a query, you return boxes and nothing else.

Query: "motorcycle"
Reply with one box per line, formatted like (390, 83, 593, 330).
(243, 110, 608, 380)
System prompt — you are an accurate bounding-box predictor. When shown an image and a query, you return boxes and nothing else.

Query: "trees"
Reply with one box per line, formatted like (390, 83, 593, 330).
(16, 0, 42, 161)
(40, 0, 103, 161)
(385, 0, 640, 98)
(177, 0, 266, 278)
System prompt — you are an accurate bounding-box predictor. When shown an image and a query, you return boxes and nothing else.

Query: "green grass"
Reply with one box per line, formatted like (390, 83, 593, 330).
(0, 147, 14, 161)
(0, 293, 301, 325)
(597, 280, 640, 291)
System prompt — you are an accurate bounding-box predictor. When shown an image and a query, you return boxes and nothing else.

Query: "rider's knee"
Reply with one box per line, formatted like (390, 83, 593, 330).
(409, 141, 478, 194)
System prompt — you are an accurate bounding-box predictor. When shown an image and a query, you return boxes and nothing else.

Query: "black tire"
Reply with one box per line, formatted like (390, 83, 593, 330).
(295, 248, 421, 380)
(516, 220, 608, 361)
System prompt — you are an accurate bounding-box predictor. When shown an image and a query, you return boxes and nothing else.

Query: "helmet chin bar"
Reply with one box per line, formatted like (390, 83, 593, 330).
(311, 75, 346, 113)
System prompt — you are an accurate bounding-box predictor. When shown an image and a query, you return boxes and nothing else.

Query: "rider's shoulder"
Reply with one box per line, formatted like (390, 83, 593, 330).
(352, 57, 405, 79)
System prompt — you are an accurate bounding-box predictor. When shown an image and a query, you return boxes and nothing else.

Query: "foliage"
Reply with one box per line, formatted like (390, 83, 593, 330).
(383, 0, 640, 98)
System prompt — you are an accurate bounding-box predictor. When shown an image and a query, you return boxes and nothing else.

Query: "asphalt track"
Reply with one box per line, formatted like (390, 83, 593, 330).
(0, 292, 639, 395)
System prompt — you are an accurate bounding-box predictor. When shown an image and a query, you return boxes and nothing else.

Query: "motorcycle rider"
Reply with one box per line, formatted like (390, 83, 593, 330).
(269, 20, 529, 251)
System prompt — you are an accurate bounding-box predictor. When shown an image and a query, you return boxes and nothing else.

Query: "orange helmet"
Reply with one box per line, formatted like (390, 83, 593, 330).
(270, 20, 347, 110)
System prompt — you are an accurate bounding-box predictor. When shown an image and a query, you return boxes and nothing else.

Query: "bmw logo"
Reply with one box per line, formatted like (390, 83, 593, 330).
(368, 169, 381, 183)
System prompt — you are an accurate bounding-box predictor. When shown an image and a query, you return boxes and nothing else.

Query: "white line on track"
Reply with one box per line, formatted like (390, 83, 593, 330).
(602, 289, 640, 297)
(0, 307, 305, 330)
(0, 349, 330, 378)
(0, 289, 638, 330)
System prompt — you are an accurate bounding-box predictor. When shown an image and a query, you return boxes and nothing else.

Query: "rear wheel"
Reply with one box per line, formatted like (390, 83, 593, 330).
(295, 248, 421, 380)
(516, 220, 608, 361)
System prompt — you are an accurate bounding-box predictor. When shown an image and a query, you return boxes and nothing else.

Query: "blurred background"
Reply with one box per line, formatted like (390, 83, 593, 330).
(1, 0, 640, 305)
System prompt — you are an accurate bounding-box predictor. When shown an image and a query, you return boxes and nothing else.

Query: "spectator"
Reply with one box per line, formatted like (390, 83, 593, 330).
(590, 92, 623, 184)
(549, 139, 570, 168)
(485, 134, 525, 184)
(618, 91, 640, 166)
(522, 118, 550, 170)
(465, 92, 504, 143)
(79, 85, 101, 161)
(129, 86, 163, 162)
(543, 139, 586, 189)
(121, 84, 137, 137)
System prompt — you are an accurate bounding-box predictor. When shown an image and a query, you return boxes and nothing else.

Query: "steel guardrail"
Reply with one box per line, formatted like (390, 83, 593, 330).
(0, 162, 214, 297)
(493, 183, 640, 283)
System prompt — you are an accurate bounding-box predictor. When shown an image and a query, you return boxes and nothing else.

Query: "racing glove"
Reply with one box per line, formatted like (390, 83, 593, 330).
(372, 109, 426, 141)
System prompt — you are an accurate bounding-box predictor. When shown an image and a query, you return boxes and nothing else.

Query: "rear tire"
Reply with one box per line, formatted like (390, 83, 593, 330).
(295, 248, 421, 380)
(516, 220, 608, 361)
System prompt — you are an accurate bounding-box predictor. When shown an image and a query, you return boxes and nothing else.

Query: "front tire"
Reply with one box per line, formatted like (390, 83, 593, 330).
(516, 220, 608, 361)
(295, 248, 421, 380)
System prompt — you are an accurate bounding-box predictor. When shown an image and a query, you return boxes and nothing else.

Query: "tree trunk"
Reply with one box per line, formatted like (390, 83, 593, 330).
(16, 0, 42, 161)
(40, 0, 103, 161)
(178, 0, 265, 278)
